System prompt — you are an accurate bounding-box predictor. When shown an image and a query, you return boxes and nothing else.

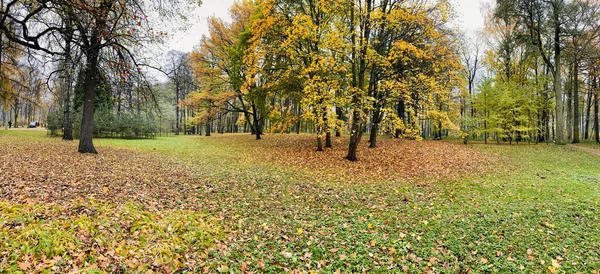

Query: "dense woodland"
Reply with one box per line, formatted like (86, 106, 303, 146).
(1, 0, 600, 159)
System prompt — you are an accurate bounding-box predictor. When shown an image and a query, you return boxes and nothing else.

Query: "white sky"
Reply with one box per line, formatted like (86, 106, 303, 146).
(161, 0, 492, 54)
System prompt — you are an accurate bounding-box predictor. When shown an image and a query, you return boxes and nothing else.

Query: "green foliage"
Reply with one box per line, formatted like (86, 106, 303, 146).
(70, 107, 159, 139)
(474, 79, 539, 142)
(46, 111, 64, 136)
(72, 71, 113, 112)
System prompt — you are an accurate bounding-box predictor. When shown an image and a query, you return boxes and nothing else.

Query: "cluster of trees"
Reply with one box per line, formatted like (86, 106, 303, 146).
(0, 0, 199, 153)
(181, 0, 464, 161)
(460, 0, 600, 145)
(5, 0, 600, 159)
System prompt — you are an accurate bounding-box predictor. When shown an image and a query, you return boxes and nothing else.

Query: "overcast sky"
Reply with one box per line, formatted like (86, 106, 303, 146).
(160, 0, 491, 54)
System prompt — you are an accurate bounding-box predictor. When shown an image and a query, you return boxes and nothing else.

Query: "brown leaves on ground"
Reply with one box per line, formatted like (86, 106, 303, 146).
(0, 138, 198, 210)
(241, 134, 496, 183)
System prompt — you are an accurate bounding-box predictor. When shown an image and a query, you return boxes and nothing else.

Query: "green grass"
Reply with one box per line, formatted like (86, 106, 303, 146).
(2, 130, 600, 272)
(575, 139, 600, 149)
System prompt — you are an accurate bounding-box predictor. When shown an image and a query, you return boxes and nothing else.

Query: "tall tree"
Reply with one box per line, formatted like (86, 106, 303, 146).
(0, 0, 199, 153)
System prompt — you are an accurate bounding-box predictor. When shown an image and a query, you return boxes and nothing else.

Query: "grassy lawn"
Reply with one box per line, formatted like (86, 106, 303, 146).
(1, 130, 600, 273)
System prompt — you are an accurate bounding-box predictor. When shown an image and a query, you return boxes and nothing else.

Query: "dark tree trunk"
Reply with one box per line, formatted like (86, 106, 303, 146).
(567, 73, 573, 140)
(63, 87, 73, 140)
(205, 120, 211, 136)
(585, 90, 592, 140)
(573, 62, 580, 143)
(296, 102, 301, 134)
(325, 132, 332, 148)
(394, 100, 405, 138)
(12, 102, 18, 128)
(594, 94, 600, 144)
(252, 104, 261, 140)
(175, 82, 180, 135)
(78, 42, 101, 154)
(594, 90, 600, 144)
(369, 123, 378, 148)
(324, 109, 332, 148)
(335, 106, 344, 137)
(62, 24, 74, 141)
(317, 135, 323, 151)
(553, 16, 566, 145)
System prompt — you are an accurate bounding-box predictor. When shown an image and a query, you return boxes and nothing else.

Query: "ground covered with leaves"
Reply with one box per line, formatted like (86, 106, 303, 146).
(1, 130, 600, 273)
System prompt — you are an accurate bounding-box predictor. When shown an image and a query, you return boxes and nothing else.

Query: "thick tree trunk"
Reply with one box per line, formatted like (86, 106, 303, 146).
(78, 44, 101, 154)
(325, 132, 332, 148)
(347, 112, 363, 161)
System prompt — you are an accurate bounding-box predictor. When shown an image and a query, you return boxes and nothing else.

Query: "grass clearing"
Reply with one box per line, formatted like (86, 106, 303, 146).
(1, 130, 600, 272)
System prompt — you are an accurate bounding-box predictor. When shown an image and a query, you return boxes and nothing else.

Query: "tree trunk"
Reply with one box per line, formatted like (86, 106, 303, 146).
(566, 68, 573, 140)
(205, 120, 211, 136)
(346, 1, 370, 161)
(585, 90, 592, 140)
(335, 106, 343, 137)
(250, 103, 262, 140)
(573, 61, 580, 143)
(62, 24, 74, 141)
(175, 83, 180, 135)
(324, 109, 332, 148)
(317, 135, 323, 151)
(78, 43, 101, 154)
(553, 46, 566, 145)
(594, 90, 600, 144)
(2, 109, 6, 130)
(369, 123, 378, 148)
(13, 102, 18, 128)
(63, 85, 73, 140)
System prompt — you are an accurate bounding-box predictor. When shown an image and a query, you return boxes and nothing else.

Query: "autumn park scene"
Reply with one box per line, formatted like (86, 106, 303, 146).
(1, 0, 600, 272)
